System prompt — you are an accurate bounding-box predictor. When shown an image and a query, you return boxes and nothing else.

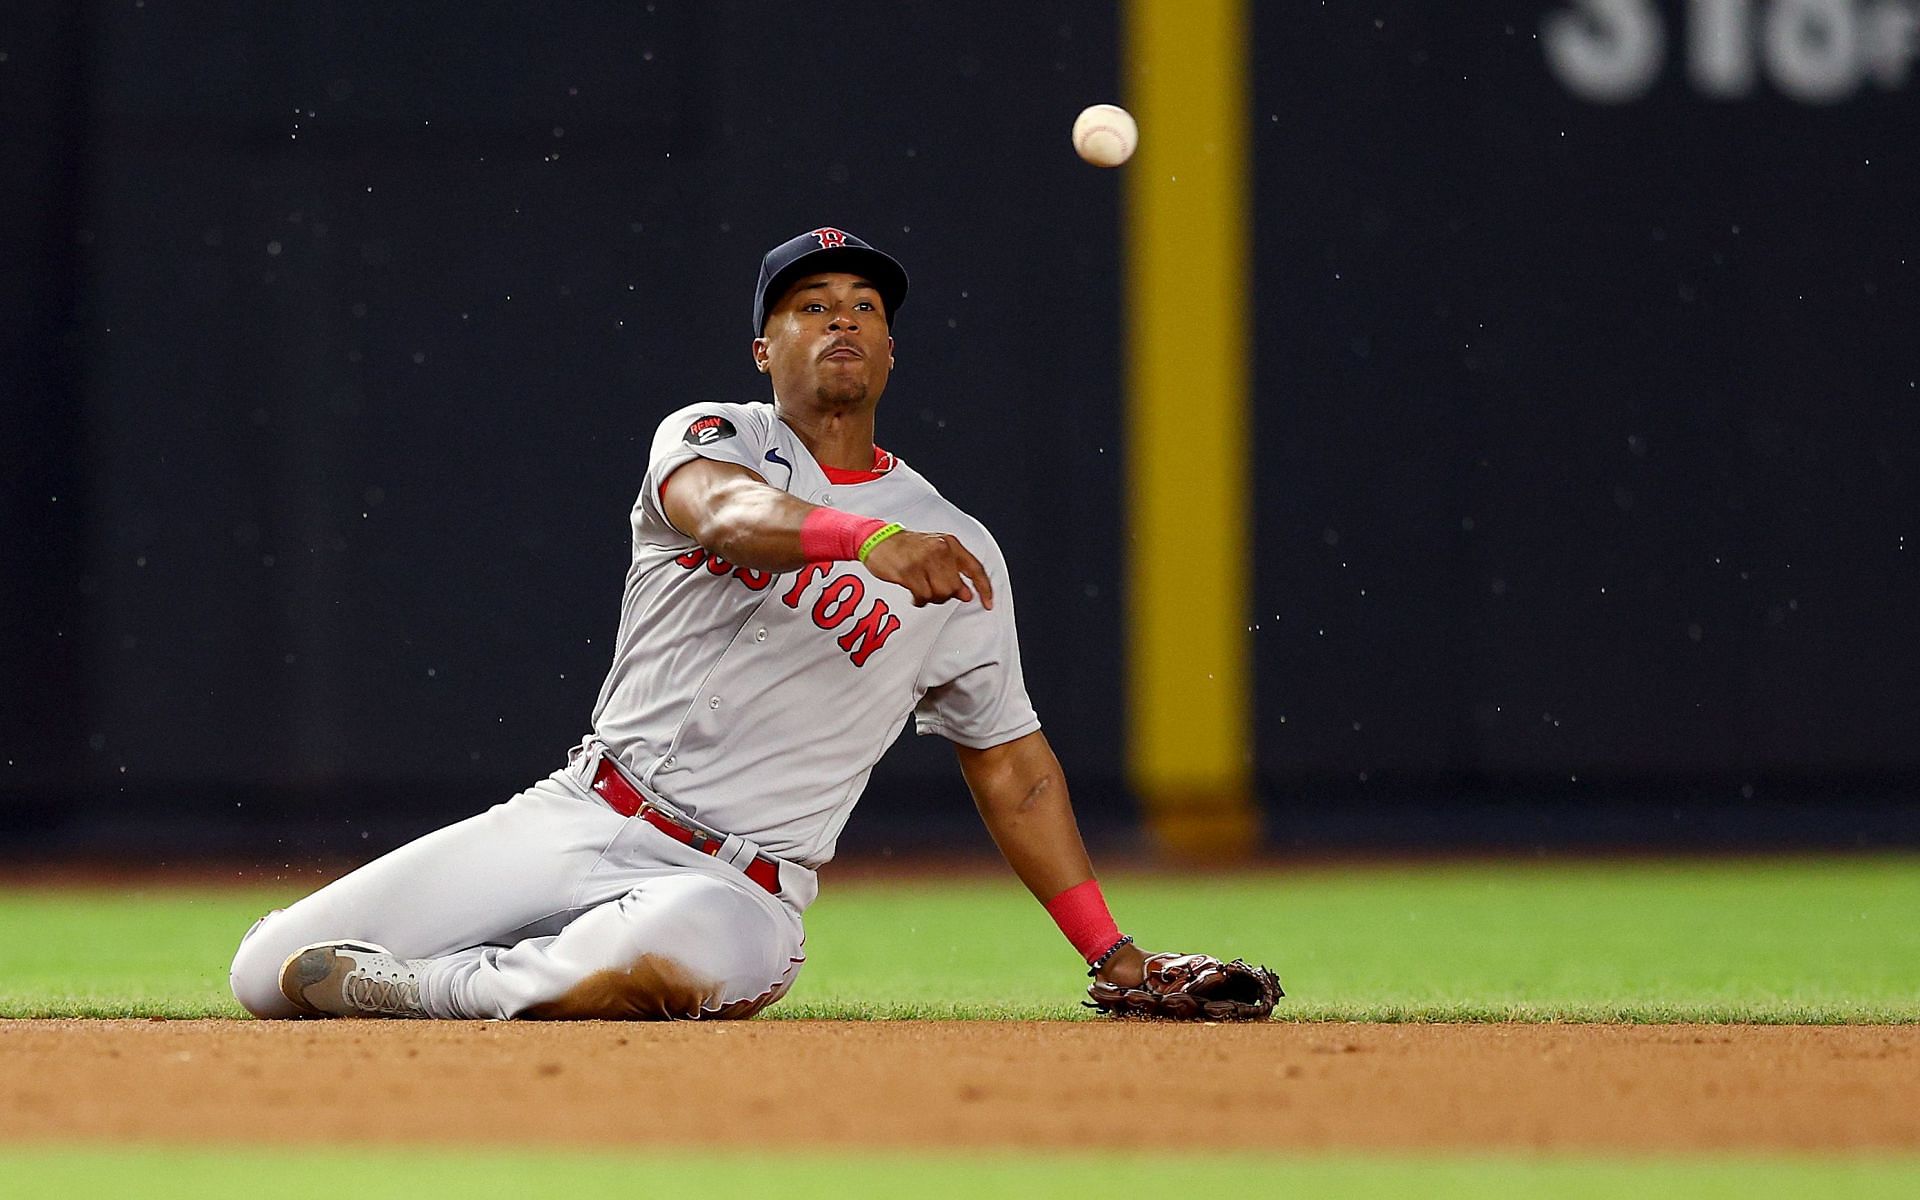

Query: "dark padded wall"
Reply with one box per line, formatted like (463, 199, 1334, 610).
(2, 3, 1124, 854)
(1249, 4, 1917, 835)
(2, 3, 1914, 856)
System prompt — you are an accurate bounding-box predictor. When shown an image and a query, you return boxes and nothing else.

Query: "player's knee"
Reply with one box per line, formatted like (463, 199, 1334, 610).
(520, 951, 719, 1020)
(228, 909, 301, 1018)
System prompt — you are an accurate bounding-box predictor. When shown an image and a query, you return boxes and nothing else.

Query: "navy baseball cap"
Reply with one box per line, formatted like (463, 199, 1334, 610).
(753, 227, 909, 335)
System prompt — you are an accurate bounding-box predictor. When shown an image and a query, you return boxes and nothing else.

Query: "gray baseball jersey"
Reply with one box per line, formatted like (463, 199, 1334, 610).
(229, 399, 1040, 1022)
(588, 400, 1041, 868)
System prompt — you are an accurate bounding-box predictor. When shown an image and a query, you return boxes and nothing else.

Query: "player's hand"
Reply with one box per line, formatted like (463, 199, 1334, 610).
(863, 530, 995, 609)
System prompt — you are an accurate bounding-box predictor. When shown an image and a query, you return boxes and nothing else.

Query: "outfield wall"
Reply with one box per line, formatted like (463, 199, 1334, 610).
(3, 3, 1915, 857)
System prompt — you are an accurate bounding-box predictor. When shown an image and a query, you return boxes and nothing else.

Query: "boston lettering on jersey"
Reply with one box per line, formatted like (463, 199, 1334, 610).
(673, 549, 902, 668)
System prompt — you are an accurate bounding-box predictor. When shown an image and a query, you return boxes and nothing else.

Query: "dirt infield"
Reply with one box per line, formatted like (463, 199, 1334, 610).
(2, 1020, 1915, 1152)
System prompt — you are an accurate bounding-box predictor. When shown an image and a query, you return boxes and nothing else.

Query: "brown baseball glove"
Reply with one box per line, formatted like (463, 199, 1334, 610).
(1085, 952, 1283, 1021)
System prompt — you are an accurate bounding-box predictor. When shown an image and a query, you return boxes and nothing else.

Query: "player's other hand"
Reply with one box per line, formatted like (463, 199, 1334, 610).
(863, 530, 994, 609)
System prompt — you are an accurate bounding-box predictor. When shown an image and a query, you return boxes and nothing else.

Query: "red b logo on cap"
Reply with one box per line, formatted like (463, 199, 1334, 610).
(810, 227, 848, 249)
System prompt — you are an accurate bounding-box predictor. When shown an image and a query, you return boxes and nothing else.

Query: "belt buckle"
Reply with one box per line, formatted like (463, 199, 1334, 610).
(644, 801, 704, 850)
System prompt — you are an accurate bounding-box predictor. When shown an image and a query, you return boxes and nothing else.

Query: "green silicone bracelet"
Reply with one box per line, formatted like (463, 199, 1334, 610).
(856, 522, 905, 563)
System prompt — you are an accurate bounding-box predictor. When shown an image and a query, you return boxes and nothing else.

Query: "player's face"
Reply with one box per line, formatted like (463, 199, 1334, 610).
(753, 273, 894, 410)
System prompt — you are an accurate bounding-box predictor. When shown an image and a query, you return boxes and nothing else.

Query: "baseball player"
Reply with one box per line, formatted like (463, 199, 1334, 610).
(228, 227, 1279, 1022)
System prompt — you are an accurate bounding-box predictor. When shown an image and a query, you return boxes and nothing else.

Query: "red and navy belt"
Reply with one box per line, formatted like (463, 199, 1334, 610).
(590, 757, 781, 896)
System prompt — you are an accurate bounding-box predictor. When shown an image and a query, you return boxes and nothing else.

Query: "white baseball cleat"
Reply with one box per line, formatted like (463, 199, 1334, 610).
(278, 940, 430, 1018)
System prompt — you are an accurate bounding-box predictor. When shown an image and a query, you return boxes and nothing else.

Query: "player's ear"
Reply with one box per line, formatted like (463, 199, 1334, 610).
(887, 335, 895, 370)
(751, 337, 770, 374)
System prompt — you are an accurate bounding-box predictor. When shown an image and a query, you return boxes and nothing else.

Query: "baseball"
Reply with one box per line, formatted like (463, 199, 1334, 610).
(1072, 104, 1137, 168)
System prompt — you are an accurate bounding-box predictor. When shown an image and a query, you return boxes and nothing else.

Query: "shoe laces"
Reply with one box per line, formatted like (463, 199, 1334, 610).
(343, 959, 422, 1015)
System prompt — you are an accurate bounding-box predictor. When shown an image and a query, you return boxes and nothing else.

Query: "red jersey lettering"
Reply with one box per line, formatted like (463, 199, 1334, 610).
(676, 554, 899, 665)
(812, 576, 865, 629)
(837, 599, 902, 667)
(782, 562, 831, 608)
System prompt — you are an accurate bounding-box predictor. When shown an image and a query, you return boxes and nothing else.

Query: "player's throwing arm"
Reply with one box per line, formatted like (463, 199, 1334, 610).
(661, 457, 993, 610)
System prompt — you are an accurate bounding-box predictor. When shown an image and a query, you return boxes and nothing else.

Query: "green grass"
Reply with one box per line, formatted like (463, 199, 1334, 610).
(0, 1147, 1916, 1199)
(1, 856, 1917, 1021)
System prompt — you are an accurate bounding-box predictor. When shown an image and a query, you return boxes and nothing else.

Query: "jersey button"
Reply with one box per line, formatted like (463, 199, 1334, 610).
(755, 628, 768, 642)
(708, 696, 721, 709)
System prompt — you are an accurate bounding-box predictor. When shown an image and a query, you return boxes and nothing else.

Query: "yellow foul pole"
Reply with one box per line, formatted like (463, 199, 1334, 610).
(1124, 0, 1257, 856)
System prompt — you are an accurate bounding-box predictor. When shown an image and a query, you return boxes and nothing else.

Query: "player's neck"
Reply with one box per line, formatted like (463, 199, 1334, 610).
(775, 403, 877, 473)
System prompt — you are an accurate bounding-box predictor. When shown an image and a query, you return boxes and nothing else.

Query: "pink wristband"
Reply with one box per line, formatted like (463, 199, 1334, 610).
(799, 507, 887, 562)
(1043, 879, 1124, 964)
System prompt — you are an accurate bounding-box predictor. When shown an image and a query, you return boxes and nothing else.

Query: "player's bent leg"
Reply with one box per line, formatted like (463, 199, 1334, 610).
(230, 910, 299, 1017)
(420, 867, 804, 1020)
(227, 770, 626, 1018)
